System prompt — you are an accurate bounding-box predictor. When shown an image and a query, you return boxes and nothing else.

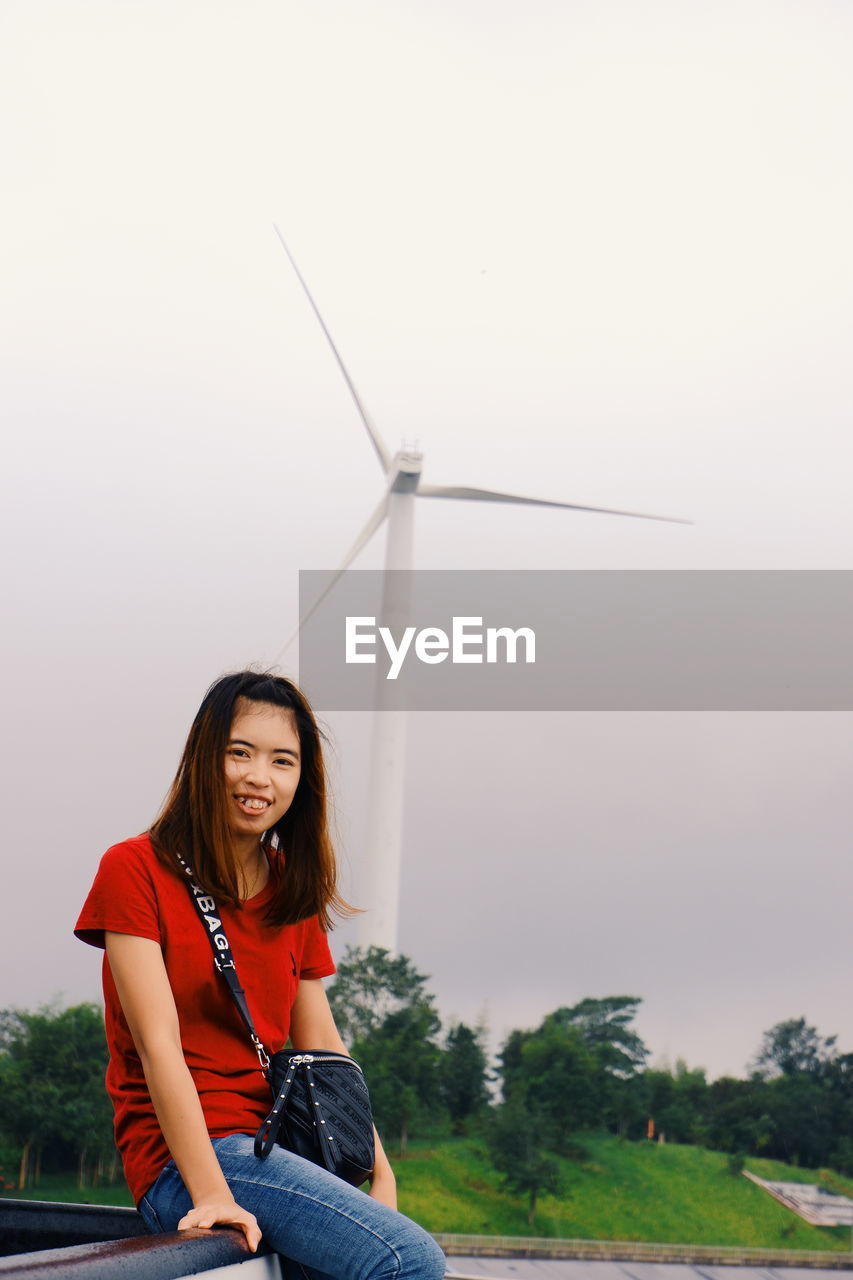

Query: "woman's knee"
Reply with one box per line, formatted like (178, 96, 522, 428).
(379, 1219, 446, 1280)
(408, 1232, 446, 1280)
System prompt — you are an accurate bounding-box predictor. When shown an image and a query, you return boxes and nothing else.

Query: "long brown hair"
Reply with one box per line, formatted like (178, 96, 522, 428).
(150, 671, 351, 929)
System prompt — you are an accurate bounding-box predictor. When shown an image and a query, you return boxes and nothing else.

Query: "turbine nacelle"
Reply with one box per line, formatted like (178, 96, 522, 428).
(389, 448, 423, 493)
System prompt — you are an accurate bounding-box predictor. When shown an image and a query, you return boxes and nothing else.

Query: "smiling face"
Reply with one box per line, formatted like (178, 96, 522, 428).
(224, 699, 302, 854)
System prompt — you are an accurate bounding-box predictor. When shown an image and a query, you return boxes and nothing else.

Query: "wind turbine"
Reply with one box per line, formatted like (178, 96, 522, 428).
(273, 226, 689, 952)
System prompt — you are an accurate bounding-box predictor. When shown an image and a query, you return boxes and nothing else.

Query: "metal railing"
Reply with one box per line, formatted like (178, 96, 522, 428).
(0, 1198, 278, 1279)
(4, 1202, 852, 1276)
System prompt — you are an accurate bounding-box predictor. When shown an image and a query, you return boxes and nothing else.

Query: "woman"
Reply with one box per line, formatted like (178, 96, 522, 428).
(75, 670, 445, 1279)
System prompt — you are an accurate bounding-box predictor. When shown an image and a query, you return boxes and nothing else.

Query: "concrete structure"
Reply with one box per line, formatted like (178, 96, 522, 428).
(743, 1173, 853, 1228)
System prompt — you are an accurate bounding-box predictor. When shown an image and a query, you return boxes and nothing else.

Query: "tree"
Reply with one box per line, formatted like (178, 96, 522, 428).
(354, 1002, 443, 1156)
(0, 1003, 114, 1187)
(328, 947, 445, 1154)
(326, 947, 436, 1045)
(752, 1017, 837, 1079)
(550, 997, 649, 1079)
(487, 1098, 562, 1226)
(761, 1071, 835, 1168)
(706, 1075, 774, 1156)
(500, 997, 649, 1143)
(824, 1054, 853, 1173)
(498, 1019, 600, 1153)
(640, 1061, 709, 1145)
(439, 1022, 490, 1134)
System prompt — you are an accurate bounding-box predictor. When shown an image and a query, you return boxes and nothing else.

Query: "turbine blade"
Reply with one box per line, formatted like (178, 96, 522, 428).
(271, 494, 390, 662)
(273, 225, 393, 475)
(417, 482, 691, 524)
(335, 493, 392, 571)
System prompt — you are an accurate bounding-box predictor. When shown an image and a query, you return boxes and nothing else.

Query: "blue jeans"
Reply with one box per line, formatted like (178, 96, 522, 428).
(138, 1133, 446, 1280)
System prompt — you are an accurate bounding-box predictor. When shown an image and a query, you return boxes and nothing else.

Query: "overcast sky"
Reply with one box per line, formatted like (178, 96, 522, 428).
(3, 0, 853, 1082)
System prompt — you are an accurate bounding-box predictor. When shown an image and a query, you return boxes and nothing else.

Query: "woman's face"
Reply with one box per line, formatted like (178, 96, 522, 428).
(224, 699, 302, 845)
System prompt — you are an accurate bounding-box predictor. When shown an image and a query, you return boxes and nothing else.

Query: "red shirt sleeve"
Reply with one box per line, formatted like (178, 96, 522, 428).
(74, 838, 162, 949)
(299, 914, 336, 980)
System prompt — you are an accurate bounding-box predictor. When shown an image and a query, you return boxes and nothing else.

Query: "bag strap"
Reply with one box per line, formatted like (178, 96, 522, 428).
(254, 1055, 299, 1157)
(305, 1059, 339, 1171)
(174, 851, 271, 1076)
(254, 1056, 338, 1173)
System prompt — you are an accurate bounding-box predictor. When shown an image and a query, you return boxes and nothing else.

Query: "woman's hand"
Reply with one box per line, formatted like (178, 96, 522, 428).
(178, 1198, 262, 1252)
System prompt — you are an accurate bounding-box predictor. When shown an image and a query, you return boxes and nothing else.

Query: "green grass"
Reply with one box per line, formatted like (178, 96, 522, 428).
(393, 1134, 853, 1250)
(4, 1136, 853, 1253)
(1, 1172, 134, 1207)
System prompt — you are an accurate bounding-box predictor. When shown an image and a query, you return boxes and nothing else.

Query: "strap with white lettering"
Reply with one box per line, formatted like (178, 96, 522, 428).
(174, 851, 271, 1076)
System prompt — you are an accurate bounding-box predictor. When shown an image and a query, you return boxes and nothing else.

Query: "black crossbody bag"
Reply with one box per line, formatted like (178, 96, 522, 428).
(176, 853, 375, 1187)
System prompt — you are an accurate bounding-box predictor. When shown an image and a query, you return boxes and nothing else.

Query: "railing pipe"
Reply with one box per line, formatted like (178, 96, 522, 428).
(0, 1200, 277, 1280)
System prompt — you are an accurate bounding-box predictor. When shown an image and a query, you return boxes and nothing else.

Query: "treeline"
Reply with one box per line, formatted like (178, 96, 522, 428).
(3, 952, 853, 1209)
(499, 1000, 853, 1176)
(641, 1020, 853, 1172)
(0, 1004, 115, 1190)
(326, 950, 853, 1218)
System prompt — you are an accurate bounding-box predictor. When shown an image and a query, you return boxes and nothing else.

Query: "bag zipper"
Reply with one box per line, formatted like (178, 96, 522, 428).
(288, 1052, 363, 1072)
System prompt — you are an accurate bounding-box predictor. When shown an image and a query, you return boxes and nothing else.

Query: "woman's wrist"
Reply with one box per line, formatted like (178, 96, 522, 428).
(368, 1151, 397, 1208)
(189, 1177, 235, 1208)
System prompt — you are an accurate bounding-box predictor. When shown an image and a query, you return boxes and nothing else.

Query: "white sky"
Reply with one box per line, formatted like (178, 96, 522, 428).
(2, 0, 853, 1081)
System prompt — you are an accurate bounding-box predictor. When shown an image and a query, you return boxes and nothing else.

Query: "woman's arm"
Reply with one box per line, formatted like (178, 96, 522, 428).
(289, 979, 397, 1210)
(104, 932, 262, 1251)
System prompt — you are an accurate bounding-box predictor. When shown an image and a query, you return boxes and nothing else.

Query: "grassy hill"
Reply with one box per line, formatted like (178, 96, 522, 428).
(394, 1134, 853, 1250)
(6, 1134, 853, 1253)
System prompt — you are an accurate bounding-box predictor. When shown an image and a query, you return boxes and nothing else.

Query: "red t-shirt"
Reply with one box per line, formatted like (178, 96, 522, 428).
(74, 834, 336, 1204)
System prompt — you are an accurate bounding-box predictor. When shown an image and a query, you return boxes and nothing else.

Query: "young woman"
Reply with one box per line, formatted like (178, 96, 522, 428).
(75, 671, 445, 1279)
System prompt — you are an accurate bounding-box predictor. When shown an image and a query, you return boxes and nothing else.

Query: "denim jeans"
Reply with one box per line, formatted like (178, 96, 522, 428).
(138, 1133, 446, 1280)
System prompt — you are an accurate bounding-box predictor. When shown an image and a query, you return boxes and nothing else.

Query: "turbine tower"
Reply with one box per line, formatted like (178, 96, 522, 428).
(274, 226, 688, 952)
